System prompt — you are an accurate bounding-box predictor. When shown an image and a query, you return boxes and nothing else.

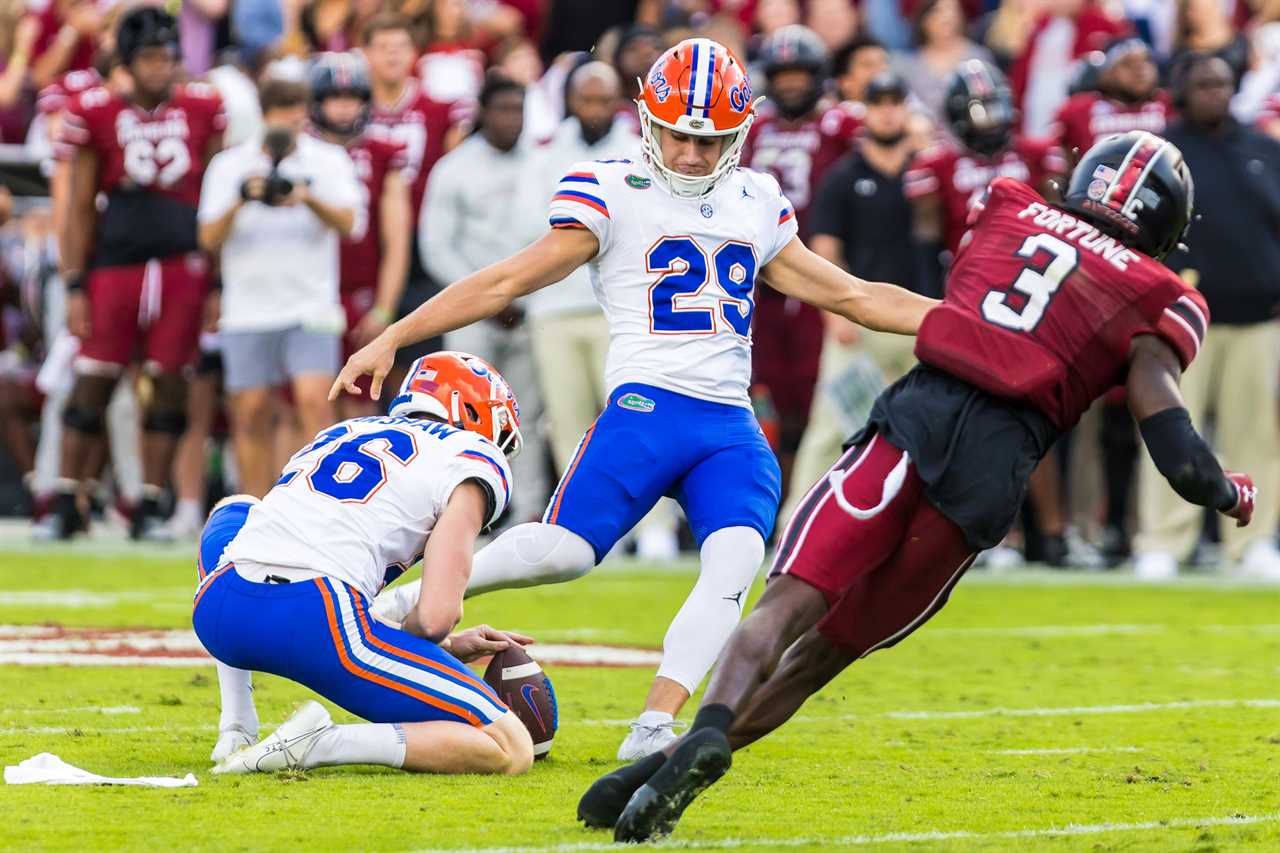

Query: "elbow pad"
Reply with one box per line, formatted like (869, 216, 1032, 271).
(1139, 407, 1236, 511)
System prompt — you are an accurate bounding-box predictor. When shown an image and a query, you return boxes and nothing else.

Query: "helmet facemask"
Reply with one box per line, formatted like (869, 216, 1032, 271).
(636, 97, 756, 198)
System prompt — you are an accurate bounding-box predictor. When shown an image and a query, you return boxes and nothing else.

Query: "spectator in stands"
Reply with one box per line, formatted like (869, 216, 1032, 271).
(895, 0, 995, 122)
(421, 72, 547, 524)
(972, 0, 1039, 71)
(782, 71, 919, 525)
(179, 0, 230, 76)
(0, 17, 39, 116)
(806, 0, 859, 51)
(833, 35, 890, 104)
(1172, 0, 1250, 84)
(197, 78, 362, 497)
(1135, 54, 1280, 580)
(27, 0, 104, 91)
(520, 61, 638, 472)
(610, 24, 663, 129)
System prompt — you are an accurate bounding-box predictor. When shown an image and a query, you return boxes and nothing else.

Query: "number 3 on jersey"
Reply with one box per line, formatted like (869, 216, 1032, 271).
(982, 233, 1078, 332)
(648, 237, 757, 337)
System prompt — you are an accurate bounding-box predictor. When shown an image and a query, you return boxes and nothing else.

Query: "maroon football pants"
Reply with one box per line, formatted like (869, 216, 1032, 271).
(769, 432, 976, 656)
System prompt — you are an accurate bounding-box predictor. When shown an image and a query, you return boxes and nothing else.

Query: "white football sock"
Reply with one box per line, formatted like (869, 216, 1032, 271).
(656, 526, 765, 693)
(302, 723, 406, 769)
(215, 661, 258, 736)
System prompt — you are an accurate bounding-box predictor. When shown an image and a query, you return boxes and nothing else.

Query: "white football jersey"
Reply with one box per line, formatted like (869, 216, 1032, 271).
(225, 415, 512, 601)
(548, 159, 799, 408)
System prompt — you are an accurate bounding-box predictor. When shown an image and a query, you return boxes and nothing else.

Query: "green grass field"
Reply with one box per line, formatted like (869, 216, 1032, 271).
(1, 546, 1279, 852)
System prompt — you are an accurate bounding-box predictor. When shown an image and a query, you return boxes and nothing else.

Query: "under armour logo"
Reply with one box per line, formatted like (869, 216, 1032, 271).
(1241, 485, 1258, 504)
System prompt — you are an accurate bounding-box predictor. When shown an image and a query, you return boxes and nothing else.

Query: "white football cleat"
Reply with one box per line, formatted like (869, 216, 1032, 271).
(1236, 541, 1280, 581)
(212, 701, 332, 775)
(210, 725, 258, 763)
(617, 718, 686, 761)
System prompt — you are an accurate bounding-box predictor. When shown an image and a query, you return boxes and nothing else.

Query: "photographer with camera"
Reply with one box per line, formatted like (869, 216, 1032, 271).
(198, 77, 364, 497)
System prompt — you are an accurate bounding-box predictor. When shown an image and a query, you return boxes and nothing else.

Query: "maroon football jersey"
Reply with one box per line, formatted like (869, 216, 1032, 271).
(904, 137, 1067, 254)
(366, 79, 456, 222)
(1051, 91, 1173, 161)
(60, 82, 225, 207)
(340, 134, 408, 293)
(38, 68, 102, 120)
(915, 178, 1207, 431)
(741, 101, 860, 237)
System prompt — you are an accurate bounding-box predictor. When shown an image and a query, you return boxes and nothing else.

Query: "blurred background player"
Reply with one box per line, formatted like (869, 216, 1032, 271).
(309, 52, 411, 419)
(340, 38, 936, 762)
(41, 7, 225, 541)
(742, 25, 859, 498)
(195, 351, 534, 776)
(905, 57, 1074, 567)
(588, 132, 1257, 843)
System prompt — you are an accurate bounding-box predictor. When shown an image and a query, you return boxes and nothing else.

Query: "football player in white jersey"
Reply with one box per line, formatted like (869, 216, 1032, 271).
(334, 38, 938, 760)
(194, 351, 538, 776)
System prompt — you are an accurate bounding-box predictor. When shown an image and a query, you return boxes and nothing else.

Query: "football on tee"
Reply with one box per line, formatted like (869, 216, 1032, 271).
(483, 645, 558, 759)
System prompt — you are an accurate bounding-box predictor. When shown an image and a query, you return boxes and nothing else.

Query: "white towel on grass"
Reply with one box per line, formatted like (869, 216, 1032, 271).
(4, 753, 197, 787)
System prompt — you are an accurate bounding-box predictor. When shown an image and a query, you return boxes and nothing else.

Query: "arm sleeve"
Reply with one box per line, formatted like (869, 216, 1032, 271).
(763, 175, 799, 264)
(436, 437, 513, 528)
(1151, 287, 1209, 370)
(419, 155, 475, 285)
(547, 161, 612, 251)
(1139, 407, 1237, 511)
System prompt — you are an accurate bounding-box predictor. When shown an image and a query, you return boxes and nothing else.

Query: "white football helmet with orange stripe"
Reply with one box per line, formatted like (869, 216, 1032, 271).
(637, 38, 761, 198)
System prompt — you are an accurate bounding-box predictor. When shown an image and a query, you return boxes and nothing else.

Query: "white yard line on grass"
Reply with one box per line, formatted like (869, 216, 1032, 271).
(0, 590, 187, 607)
(928, 624, 1162, 637)
(990, 746, 1143, 755)
(884, 698, 1280, 720)
(410, 813, 1280, 853)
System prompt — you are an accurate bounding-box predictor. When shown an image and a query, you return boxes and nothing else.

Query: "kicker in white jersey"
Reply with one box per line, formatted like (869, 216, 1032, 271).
(548, 158, 798, 408)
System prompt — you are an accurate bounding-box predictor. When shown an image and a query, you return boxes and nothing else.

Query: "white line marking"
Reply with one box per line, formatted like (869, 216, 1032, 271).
(6, 705, 142, 715)
(409, 813, 1280, 853)
(0, 590, 187, 607)
(929, 624, 1162, 637)
(991, 746, 1143, 755)
(885, 698, 1280, 720)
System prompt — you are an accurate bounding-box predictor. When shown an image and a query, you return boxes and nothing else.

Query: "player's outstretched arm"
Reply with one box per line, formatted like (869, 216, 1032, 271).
(403, 481, 490, 642)
(1127, 334, 1254, 527)
(329, 226, 599, 401)
(761, 236, 939, 335)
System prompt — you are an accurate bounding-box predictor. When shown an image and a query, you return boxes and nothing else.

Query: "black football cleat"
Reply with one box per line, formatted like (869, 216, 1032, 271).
(578, 752, 668, 829)
(613, 729, 731, 843)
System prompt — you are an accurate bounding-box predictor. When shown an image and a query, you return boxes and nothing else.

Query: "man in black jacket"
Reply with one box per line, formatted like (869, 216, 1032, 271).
(1135, 54, 1280, 580)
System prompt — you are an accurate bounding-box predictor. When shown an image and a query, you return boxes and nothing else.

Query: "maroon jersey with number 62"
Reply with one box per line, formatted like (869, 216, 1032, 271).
(61, 82, 225, 266)
(914, 177, 1208, 431)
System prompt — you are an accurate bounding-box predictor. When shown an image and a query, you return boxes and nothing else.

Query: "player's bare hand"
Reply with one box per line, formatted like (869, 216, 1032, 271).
(66, 290, 90, 340)
(329, 333, 396, 401)
(446, 624, 535, 663)
(1224, 471, 1256, 528)
(66, 2, 103, 35)
(353, 310, 390, 348)
(240, 176, 268, 203)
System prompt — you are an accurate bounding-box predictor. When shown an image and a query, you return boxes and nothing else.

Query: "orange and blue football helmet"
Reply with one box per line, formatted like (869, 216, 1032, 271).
(637, 38, 760, 197)
(389, 352, 523, 459)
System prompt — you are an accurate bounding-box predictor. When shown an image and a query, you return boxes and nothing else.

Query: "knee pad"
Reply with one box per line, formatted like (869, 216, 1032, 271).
(62, 402, 106, 435)
(143, 374, 189, 435)
(699, 526, 766, 592)
(512, 523, 595, 580)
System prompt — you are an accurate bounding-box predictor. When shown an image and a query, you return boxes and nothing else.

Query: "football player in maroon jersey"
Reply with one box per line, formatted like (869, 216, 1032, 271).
(1053, 38, 1172, 166)
(47, 7, 225, 541)
(582, 132, 1256, 841)
(309, 52, 411, 418)
(742, 25, 860, 495)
